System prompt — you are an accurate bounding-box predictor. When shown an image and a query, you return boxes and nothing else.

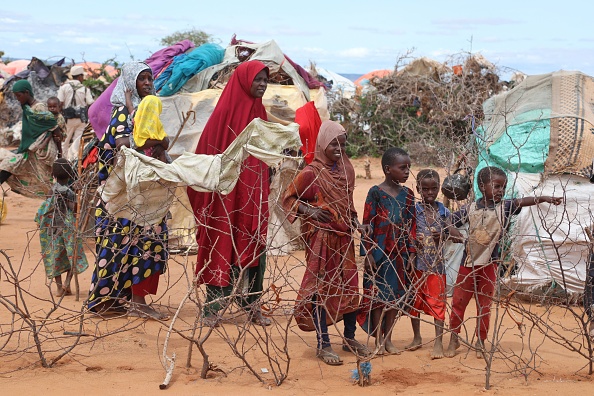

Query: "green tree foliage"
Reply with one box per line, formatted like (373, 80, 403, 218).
(160, 28, 212, 47)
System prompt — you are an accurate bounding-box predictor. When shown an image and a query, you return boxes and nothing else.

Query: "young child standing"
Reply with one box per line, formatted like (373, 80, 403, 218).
(35, 158, 89, 296)
(406, 169, 463, 359)
(47, 96, 66, 158)
(128, 93, 170, 163)
(444, 166, 562, 358)
(358, 147, 416, 355)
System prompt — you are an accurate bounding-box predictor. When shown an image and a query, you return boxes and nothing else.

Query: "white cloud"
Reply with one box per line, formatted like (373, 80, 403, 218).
(18, 38, 46, 44)
(302, 47, 326, 55)
(73, 37, 103, 45)
(339, 47, 370, 58)
(432, 18, 520, 27)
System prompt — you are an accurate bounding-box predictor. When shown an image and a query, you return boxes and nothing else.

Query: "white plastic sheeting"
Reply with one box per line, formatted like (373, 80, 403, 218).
(504, 173, 592, 295)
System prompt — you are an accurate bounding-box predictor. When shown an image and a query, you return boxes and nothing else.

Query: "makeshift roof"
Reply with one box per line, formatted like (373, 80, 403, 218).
(354, 69, 392, 87)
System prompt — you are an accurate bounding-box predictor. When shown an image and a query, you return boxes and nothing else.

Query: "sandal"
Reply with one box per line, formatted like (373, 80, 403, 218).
(316, 347, 343, 366)
(250, 310, 272, 326)
(342, 338, 371, 357)
(127, 304, 170, 321)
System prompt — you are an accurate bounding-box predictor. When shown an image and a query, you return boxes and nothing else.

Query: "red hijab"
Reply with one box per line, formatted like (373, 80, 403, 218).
(294, 101, 321, 164)
(187, 60, 270, 287)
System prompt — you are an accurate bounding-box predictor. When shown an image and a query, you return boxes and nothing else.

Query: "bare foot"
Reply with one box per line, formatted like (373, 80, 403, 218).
(431, 340, 444, 360)
(404, 336, 422, 351)
(385, 340, 401, 355)
(373, 344, 386, 356)
(54, 286, 72, 297)
(128, 303, 169, 321)
(475, 339, 486, 359)
(444, 334, 460, 358)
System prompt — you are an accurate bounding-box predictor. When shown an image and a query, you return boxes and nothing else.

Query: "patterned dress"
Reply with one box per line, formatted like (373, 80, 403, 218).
(35, 183, 89, 279)
(88, 105, 168, 309)
(357, 185, 416, 330)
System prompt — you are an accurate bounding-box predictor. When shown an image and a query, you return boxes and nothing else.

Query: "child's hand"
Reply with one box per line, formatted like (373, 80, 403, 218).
(430, 228, 442, 246)
(543, 196, 563, 205)
(364, 255, 377, 275)
(447, 227, 465, 243)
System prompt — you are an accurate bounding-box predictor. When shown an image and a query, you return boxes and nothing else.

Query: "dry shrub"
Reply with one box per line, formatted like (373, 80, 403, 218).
(332, 51, 509, 165)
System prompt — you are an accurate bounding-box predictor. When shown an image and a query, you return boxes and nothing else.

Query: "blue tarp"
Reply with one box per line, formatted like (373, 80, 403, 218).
(156, 43, 225, 97)
(474, 118, 551, 197)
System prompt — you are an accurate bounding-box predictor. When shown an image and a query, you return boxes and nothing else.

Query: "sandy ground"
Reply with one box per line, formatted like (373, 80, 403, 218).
(0, 157, 593, 395)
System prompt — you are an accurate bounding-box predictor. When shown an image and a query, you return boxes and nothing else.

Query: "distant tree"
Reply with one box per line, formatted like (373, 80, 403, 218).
(160, 28, 212, 47)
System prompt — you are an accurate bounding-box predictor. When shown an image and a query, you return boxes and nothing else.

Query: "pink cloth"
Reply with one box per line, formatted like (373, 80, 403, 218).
(89, 40, 194, 138)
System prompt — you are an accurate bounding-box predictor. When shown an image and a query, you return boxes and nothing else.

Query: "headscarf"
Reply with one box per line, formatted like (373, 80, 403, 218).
(187, 60, 270, 286)
(193, 60, 269, 154)
(110, 61, 154, 108)
(12, 80, 34, 97)
(294, 101, 322, 164)
(308, 120, 356, 218)
(133, 95, 166, 147)
(13, 80, 57, 153)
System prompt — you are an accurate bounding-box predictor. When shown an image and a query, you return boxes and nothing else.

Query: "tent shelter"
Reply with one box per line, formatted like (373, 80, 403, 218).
(354, 69, 392, 88)
(473, 70, 594, 296)
(74, 62, 118, 78)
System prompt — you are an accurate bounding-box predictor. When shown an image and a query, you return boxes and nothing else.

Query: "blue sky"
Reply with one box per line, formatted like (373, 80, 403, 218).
(2, 0, 593, 78)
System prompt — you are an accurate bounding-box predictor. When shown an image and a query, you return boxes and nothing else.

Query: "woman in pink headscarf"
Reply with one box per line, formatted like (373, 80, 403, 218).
(283, 120, 370, 366)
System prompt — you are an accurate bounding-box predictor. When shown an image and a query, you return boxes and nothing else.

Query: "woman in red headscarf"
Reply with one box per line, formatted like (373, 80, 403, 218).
(187, 60, 271, 326)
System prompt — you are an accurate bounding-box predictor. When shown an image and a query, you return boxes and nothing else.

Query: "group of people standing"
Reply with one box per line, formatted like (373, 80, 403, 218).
(87, 59, 274, 322)
(0, 66, 94, 296)
(9, 57, 564, 368)
(283, 134, 562, 364)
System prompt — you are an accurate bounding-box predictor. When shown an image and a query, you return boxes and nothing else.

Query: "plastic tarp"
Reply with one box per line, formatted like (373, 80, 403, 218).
(479, 70, 594, 179)
(311, 66, 357, 99)
(472, 70, 594, 295)
(161, 86, 328, 159)
(503, 173, 591, 295)
(100, 118, 301, 226)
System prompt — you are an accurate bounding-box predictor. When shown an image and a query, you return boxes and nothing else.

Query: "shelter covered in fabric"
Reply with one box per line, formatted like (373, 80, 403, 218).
(309, 66, 357, 99)
(354, 69, 392, 88)
(181, 40, 313, 100)
(89, 38, 328, 254)
(473, 70, 594, 296)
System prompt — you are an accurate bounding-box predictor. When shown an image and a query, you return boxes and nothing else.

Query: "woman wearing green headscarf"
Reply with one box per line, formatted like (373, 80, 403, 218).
(0, 80, 60, 197)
